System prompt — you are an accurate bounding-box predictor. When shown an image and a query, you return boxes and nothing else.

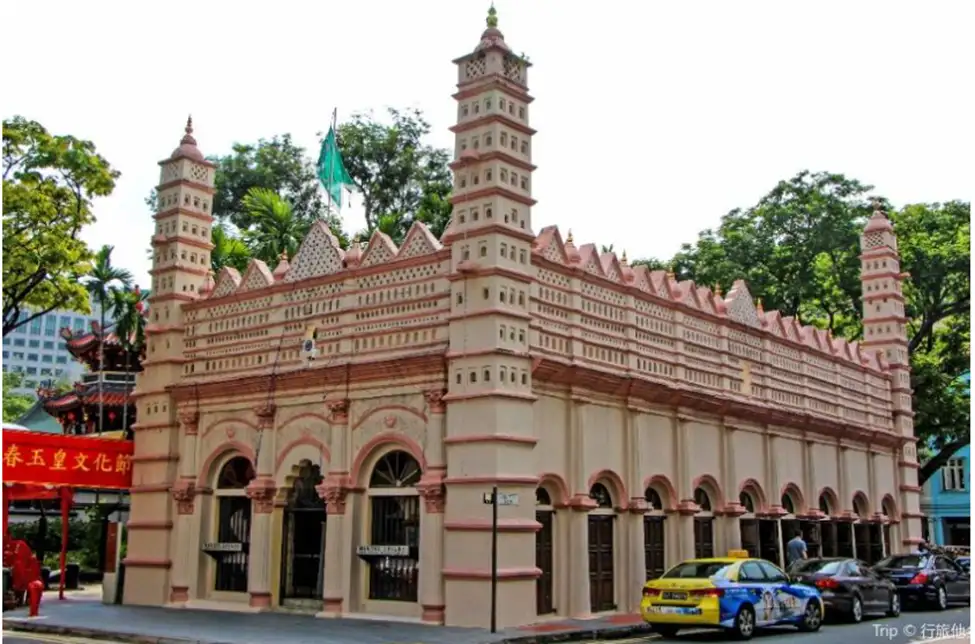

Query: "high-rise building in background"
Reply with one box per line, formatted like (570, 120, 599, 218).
(2, 296, 105, 396)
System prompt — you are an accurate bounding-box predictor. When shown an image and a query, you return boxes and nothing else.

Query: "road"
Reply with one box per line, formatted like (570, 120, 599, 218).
(590, 607, 970, 644)
(3, 607, 970, 644)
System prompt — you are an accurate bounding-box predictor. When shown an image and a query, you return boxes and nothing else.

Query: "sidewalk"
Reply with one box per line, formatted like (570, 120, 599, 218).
(3, 597, 653, 644)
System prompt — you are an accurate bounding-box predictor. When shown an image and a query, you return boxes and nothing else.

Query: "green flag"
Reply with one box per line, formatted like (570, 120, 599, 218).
(318, 126, 354, 211)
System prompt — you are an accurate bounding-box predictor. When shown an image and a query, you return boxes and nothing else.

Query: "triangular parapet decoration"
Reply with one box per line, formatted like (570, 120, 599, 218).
(398, 222, 442, 259)
(237, 259, 274, 292)
(534, 226, 568, 265)
(648, 271, 673, 299)
(600, 253, 623, 283)
(578, 244, 605, 278)
(631, 265, 654, 294)
(359, 230, 400, 267)
(285, 221, 345, 283)
(211, 267, 242, 299)
(724, 280, 761, 328)
(676, 281, 700, 310)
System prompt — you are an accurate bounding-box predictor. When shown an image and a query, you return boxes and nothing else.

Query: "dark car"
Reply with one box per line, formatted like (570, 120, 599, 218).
(872, 553, 971, 610)
(789, 557, 899, 623)
(957, 556, 970, 573)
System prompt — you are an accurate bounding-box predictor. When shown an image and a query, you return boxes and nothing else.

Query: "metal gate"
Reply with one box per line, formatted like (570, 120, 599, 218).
(367, 495, 419, 602)
(758, 520, 781, 566)
(740, 519, 760, 558)
(536, 510, 554, 615)
(837, 522, 854, 558)
(821, 521, 839, 557)
(867, 523, 884, 564)
(694, 517, 714, 559)
(643, 516, 666, 581)
(214, 496, 250, 592)
(800, 520, 822, 558)
(280, 463, 326, 601)
(588, 515, 615, 612)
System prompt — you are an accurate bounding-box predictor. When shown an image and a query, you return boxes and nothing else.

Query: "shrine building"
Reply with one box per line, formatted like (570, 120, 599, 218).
(123, 8, 922, 629)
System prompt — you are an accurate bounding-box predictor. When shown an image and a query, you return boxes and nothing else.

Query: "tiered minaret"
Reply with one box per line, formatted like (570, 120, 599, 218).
(124, 118, 215, 605)
(440, 6, 540, 628)
(858, 204, 922, 547)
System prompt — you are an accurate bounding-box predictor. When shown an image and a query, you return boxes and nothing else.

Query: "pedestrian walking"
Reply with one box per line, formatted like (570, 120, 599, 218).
(786, 530, 807, 567)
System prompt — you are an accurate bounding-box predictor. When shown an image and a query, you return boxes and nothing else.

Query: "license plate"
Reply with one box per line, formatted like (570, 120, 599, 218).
(663, 591, 688, 600)
(651, 606, 701, 615)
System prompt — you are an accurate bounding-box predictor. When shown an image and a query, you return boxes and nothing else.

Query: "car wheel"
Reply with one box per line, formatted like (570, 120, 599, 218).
(887, 591, 901, 617)
(934, 585, 948, 611)
(797, 599, 823, 632)
(849, 595, 863, 623)
(731, 605, 756, 640)
(652, 625, 680, 638)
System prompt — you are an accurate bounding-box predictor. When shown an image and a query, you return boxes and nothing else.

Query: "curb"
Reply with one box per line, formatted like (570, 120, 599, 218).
(4, 618, 654, 644)
(2, 620, 234, 644)
(500, 624, 654, 643)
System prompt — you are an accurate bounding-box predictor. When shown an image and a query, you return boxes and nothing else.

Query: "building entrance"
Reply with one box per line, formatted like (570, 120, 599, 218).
(280, 460, 326, 603)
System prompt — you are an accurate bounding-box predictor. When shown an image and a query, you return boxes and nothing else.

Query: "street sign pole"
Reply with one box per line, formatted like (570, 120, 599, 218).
(490, 485, 498, 633)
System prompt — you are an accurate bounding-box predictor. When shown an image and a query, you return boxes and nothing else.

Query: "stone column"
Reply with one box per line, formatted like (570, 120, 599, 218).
(319, 399, 351, 616)
(246, 403, 277, 609)
(418, 390, 447, 623)
(626, 501, 648, 613)
(418, 480, 446, 623)
(566, 499, 594, 617)
(721, 424, 746, 552)
(169, 410, 200, 603)
(674, 413, 698, 561)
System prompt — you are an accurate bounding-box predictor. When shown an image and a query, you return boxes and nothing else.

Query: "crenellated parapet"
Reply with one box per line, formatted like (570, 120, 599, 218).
(530, 224, 899, 437)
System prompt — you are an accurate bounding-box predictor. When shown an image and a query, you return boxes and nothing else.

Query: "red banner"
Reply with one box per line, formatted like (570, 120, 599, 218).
(2, 430, 134, 490)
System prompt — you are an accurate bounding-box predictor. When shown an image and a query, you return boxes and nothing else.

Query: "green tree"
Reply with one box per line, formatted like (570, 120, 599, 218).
(337, 108, 453, 243)
(2, 117, 119, 336)
(83, 245, 132, 434)
(210, 223, 252, 273)
(240, 188, 309, 264)
(2, 372, 34, 422)
(110, 286, 148, 435)
(641, 171, 970, 466)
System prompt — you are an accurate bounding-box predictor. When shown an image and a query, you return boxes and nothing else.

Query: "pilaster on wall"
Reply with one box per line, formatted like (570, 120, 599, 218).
(125, 119, 215, 607)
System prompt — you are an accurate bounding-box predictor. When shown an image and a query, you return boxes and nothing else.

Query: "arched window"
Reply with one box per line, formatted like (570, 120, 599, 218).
(287, 461, 324, 509)
(217, 456, 255, 489)
(536, 488, 552, 507)
(645, 488, 663, 511)
(694, 487, 712, 512)
(818, 493, 832, 515)
(738, 491, 755, 514)
(369, 451, 421, 488)
(853, 496, 867, 518)
(781, 493, 796, 515)
(589, 483, 613, 509)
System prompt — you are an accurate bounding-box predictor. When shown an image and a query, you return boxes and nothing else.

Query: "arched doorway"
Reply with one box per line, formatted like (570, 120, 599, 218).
(643, 487, 666, 580)
(588, 483, 616, 613)
(782, 487, 820, 558)
(212, 456, 254, 593)
(366, 450, 421, 602)
(818, 490, 839, 557)
(535, 487, 555, 616)
(739, 489, 760, 558)
(881, 497, 897, 558)
(280, 460, 326, 604)
(693, 487, 715, 558)
(852, 494, 877, 563)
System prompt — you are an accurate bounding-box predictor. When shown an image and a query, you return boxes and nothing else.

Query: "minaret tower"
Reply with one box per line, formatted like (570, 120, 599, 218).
(440, 6, 539, 628)
(124, 118, 215, 605)
(858, 204, 921, 547)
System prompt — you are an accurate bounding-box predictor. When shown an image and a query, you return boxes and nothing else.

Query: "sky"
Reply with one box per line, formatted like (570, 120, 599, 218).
(5, 0, 971, 288)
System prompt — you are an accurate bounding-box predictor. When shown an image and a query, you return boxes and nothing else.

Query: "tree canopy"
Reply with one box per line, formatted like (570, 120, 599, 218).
(2, 372, 34, 422)
(3, 117, 119, 336)
(633, 171, 970, 476)
(337, 108, 453, 244)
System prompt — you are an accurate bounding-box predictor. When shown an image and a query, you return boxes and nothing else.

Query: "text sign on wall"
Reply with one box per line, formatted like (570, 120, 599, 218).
(2, 429, 134, 490)
(356, 545, 410, 557)
(202, 542, 244, 553)
(483, 492, 520, 506)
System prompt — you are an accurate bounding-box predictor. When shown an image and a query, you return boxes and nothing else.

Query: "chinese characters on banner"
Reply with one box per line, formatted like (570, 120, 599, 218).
(2, 429, 134, 489)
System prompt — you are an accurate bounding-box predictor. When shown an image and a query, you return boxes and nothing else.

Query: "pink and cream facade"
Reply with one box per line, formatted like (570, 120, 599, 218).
(124, 13, 922, 630)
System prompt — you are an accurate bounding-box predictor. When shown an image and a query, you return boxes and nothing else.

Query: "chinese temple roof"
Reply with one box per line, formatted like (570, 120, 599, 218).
(37, 380, 132, 413)
(58, 322, 144, 373)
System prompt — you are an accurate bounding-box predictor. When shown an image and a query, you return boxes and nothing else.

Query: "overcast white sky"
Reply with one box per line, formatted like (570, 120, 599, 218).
(5, 1, 971, 288)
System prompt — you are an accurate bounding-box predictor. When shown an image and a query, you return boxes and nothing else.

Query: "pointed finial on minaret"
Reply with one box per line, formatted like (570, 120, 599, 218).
(620, 250, 628, 265)
(714, 284, 722, 297)
(565, 229, 574, 244)
(185, 115, 194, 136)
(756, 298, 764, 314)
(666, 269, 676, 281)
(486, 3, 498, 28)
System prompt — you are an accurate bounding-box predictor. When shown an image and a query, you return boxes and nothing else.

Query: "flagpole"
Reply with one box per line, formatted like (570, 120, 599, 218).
(327, 107, 337, 218)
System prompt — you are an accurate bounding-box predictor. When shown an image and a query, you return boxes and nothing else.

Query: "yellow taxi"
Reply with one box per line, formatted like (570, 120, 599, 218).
(640, 550, 824, 640)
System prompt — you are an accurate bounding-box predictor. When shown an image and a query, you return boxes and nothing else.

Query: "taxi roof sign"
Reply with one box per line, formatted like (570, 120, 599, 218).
(727, 549, 750, 559)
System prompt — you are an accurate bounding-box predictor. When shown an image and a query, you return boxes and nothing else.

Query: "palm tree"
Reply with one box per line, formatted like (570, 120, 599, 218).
(241, 188, 308, 264)
(110, 286, 148, 438)
(210, 223, 252, 273)
(84, 245, 133, 434)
